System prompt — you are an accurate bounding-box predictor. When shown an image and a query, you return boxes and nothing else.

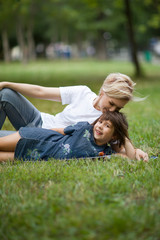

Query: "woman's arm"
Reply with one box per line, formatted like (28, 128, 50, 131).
(123, 138, 136, 159)
(123, 139, 149, 161)
(0, 82, 61, 101)
(112, 139, 135, 159)
(112, 138, 148, 161)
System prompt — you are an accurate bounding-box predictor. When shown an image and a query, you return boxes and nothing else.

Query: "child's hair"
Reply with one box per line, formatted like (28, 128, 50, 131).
(92, 111, 129, 147)
(100, 73, 135, 101)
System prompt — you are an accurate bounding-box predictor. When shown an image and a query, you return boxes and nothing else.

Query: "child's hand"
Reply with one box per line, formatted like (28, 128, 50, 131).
(135, 149, 149, 162)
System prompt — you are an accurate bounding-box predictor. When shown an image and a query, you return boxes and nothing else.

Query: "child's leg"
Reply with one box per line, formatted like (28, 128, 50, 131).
(0, 152, 14, 162)
(0, 132, 21, 151)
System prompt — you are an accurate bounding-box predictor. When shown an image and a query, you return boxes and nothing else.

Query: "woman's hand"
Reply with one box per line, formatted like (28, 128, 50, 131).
(135, 149, 149, 162)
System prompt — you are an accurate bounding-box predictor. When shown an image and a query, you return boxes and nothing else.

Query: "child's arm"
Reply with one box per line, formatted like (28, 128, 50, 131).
(50, 128, 66, 135)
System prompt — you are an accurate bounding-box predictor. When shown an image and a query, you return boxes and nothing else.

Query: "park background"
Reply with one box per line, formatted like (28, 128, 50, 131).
(1, 0, 160, 73)
(0, 0, 160, 239)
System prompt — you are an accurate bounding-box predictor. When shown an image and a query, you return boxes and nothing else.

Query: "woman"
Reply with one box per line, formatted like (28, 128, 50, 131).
(0, 73, 148, 161)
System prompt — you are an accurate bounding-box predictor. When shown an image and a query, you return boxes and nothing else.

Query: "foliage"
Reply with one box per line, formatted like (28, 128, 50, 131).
(1, 0, 160, 52)
(0, 60, 159, 239)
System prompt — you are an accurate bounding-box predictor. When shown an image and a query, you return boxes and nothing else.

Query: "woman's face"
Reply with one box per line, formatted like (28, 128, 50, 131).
(93, 119, 115, 145)
(93, 91, 129, 113)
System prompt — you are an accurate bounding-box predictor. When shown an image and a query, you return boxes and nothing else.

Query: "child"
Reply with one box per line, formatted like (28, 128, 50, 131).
(0, 111, 137, 162)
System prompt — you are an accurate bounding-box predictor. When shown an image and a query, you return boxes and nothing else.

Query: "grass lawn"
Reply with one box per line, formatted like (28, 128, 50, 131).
(0, 60, 160, 240)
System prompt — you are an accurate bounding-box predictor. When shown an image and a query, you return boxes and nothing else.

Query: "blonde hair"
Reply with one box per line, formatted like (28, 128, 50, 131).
(101, 73, 136, 101)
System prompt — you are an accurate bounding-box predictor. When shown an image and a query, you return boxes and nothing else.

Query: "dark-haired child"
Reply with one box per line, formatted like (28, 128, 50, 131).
(0, 111, 137, 162)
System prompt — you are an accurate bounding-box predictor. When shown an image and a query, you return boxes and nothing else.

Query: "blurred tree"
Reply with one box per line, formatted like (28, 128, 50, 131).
(135, 0, 160, 49)
(123, 0, 142, 76)
(0, 0, 15, 62)
(14, 0, 39, 63)
(0, 0, 160, 65)
(70, 0, 118, 59)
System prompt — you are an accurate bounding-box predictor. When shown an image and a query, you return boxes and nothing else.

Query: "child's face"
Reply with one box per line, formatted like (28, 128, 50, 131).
(93, 119, 115, 145)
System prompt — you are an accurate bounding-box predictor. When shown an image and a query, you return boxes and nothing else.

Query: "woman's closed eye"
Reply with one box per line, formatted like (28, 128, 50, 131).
(109, 101, 122, 112)
(109, 101, 114, 106)
(116, 107, 121, 112)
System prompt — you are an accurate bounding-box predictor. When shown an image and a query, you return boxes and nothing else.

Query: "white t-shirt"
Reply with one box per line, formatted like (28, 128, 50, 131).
(41, 85, 101, 129)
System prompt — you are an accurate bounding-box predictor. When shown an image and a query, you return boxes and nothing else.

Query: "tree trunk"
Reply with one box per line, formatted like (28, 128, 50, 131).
(124, 0, 142, 76)
(95, 30, 106, 60)
(2, 29, 11, 62)
(95, 12, 107, 60)
(27, 23, 36, 60)
(16, 22, 28, 63)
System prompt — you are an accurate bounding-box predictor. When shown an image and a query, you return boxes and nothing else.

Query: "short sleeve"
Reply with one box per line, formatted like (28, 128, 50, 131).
(64, 122, 89, 135)
(59, 86, 90, 105)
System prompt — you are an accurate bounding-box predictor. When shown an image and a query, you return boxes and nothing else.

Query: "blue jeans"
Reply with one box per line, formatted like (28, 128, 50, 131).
(0, 88, 42, 136)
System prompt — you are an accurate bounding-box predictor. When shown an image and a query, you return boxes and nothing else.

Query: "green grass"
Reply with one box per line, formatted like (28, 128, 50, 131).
(0, 60, 160, 240)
